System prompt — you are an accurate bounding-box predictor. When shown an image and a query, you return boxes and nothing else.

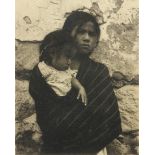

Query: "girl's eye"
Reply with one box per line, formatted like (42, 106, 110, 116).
(78, 30, 96, 37)
(78, 30, 85, 34)
(89, 32, 96, 36)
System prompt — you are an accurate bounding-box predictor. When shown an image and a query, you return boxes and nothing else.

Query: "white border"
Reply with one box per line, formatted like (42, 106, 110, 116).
(140, 0, 155, 155)
(0, 0, 15, 155)
(1, 0, 155, 154)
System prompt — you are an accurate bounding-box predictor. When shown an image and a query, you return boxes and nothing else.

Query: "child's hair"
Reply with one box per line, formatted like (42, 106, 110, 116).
(39, 30, 78, 63)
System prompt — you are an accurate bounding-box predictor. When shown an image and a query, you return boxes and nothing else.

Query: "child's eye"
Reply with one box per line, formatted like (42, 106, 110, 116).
(64, 53, 71, 59)
(66, 55, 70, 59)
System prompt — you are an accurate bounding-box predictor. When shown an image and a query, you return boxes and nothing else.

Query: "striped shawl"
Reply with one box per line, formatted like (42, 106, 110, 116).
(29, 57, 122, 153)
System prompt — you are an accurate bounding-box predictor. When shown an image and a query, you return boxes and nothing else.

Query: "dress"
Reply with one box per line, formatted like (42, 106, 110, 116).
(29, 56, 122, 153)
(38, 61, 77, 96)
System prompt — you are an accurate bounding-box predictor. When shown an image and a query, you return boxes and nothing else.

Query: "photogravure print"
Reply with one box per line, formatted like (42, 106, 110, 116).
(16, 0, 139, 155)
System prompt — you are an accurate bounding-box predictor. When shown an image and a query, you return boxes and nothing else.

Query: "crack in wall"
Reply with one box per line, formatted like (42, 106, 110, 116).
(16, 39, 41, 44)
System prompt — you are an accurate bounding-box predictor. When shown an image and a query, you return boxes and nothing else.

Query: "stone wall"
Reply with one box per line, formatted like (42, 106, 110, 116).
(16, 0, 139, 154)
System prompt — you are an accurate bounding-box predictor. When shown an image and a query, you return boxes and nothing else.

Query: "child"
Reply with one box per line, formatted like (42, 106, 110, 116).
(38, 30, 87, 105)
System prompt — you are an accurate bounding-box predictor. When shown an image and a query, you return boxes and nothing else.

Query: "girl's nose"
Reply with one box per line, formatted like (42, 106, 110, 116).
(83, 33, 90, 42)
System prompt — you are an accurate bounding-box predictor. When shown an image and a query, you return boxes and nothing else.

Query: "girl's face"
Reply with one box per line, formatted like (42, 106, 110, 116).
(72, 21, 98, 55)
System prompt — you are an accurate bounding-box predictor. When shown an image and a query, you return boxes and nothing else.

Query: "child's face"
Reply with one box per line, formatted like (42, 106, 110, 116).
(49, 44, 77, 71)
(52, 53, 71, 71)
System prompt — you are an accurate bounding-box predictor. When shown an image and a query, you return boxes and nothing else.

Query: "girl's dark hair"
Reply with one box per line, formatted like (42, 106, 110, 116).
(39, 30, 77, 62)
(63, 11, 100, 39)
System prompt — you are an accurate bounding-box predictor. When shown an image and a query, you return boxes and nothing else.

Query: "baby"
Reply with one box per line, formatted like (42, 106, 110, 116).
(38, 30, 87, 105)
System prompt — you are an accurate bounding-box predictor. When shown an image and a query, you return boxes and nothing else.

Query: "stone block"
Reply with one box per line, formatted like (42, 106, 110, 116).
(16, 113, 42, 144)
(115, 85, 139, 131)
(16, 80, 35, 121)
(16, 40, 40, 71)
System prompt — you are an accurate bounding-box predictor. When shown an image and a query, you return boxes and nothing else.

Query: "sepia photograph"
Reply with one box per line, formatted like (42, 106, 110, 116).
(15, 0, 139, 155)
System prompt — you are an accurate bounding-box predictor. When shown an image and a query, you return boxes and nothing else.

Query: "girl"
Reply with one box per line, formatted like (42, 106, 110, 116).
(29, 11, 122, 154)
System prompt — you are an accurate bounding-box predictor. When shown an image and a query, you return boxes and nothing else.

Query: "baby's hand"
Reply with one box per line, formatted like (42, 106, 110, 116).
(77, 87, 88, 106)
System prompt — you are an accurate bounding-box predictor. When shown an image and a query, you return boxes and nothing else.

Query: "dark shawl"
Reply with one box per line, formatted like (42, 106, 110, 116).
(29, 57, 122, 153)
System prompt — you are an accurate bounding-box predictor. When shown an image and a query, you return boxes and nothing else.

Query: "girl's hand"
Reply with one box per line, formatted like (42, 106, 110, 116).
(77, 87, 88, 106)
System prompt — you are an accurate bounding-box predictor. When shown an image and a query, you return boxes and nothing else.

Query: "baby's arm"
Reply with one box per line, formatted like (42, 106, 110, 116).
(71, 77, 87, 105)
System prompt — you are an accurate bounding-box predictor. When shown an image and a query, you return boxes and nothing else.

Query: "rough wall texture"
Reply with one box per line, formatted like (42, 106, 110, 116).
(16, 0, 139, 155)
